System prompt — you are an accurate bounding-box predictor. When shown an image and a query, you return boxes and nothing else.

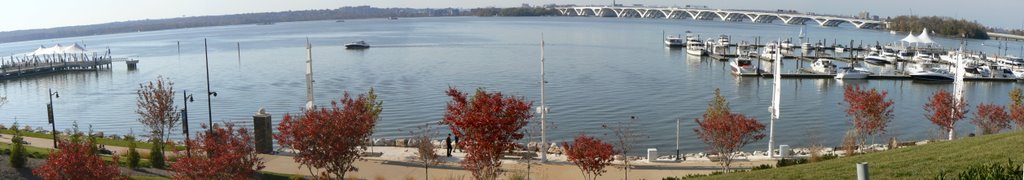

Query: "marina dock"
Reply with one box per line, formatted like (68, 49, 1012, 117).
(1, 55, 119, 80)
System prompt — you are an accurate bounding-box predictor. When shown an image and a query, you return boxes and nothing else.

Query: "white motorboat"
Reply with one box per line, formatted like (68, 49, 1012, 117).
(863, 52, 890, 65)
(801, 42, 813, 50)
(996, 55, 1023, 67)
(912, 53, 939, 63)
(686, 37, 705, 56)
(716, 35, 731, 47)
(664, 35, 684, 48)
(811, 58, 838, 74)
(345, 41, 370, 49)
(761, 42, 782, 61)
(780, 40, 794, 49)
(834, 45, 846, 53)
(835, 67, 870, 79)
(730, 57, 758, 75)
(907, 63, 953, 81)
(963, 65, 990, 78)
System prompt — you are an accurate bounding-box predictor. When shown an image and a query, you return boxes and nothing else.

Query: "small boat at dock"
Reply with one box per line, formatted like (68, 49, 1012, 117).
(664, 35, 684, 48)
(811, 58, 838, 74)
(730, 57, 758, 75)
(835, 67, 870, 79)
(686, 36, 705, 56)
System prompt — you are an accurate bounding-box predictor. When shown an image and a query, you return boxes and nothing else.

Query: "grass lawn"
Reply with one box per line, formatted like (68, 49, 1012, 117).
(0, 129, 184, 150)
(694, 130, 1024, 179)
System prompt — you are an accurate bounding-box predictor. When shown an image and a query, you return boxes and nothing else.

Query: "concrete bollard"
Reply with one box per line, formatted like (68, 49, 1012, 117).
(856, 162, 869, 180)
(253, 108, 273, 154)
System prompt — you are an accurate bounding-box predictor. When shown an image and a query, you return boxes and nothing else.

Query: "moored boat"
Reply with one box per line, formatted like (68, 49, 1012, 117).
(345, 41, 370, 49)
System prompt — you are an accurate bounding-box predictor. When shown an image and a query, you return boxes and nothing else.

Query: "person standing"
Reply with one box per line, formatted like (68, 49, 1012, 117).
(454, 134, 461, 152)
(446, 134, 453, 157)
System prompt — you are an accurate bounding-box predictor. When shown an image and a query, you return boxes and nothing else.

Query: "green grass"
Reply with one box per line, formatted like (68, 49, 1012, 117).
(0, 141, 54, 158)
(693, 130, 1024, 179)
(0, 129, 184, 150)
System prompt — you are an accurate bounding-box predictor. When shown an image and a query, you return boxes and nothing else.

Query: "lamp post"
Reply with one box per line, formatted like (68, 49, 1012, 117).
(47, 88, 59, 148)
(203, 39, 218, 134)
(676, 118, 680, 161)
(182, 90, 194, 157)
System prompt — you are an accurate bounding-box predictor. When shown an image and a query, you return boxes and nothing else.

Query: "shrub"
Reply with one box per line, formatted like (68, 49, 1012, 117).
(776, 158, 808, 167)
(149, 138, 165, 169)
(752, 164, 773, 171)
(126, 134, 141, 168)
(935, 159, 1022, 179)
(9, 122, 27, 168)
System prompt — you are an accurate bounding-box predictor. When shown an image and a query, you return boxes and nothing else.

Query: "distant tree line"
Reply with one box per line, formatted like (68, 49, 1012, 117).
(469, 7, 561, 16)
(0, 6, 463, 44)
(1009, 29, 1024, 36)
(886, 15, 989, 39)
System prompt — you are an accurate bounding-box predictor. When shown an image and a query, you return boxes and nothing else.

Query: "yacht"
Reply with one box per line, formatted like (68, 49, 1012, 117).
(730, 57, 759, 75)
(686, 38, 705, 56)
(834, 45, 846, 53)
(664, 35, 684, 48)
(345, 41, 370, 49)
(716, 35, 731, 47)
(912, 53, 939, 63)
(964, 65, 990, 78)
(835, 67, 871, 79)
(907, 63, 953, 81)
(996, 55, 1024, 67)
(761, 42, 782, 61)
(811, 58, 838, 74)
(780, 40, 794, 49)
(863, 52, 890, 65)
(801, 42, 813, 50)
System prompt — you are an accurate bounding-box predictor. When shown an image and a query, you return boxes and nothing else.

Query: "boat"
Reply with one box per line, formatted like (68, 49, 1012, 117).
(963, 65, 990, 78)
(912, 53, 939, 63)
(780, 40, 794, 49)
(811, 58, 838, 74)
(686, 36, 705, 56)
(730, 57, 758, 75)
(664, 35, 684, 48)
(345, 41, 370, 49)
(834, 45, 845, 53)
(716, 35, 731, 47)
(388, 17, 398, 20)
(835, 67, 870, 79)
(907, 63, 953, 81)
(863, 52, 890, 65)
(761, 42, 781, 61)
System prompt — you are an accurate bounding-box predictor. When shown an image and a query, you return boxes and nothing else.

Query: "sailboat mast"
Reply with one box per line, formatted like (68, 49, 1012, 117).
(305, 39, 315, 110)
(768, 45, 782, 158)
(539, 34, 548, 162)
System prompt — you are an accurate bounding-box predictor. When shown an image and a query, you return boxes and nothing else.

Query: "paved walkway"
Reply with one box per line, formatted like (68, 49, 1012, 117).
(1, 134, 775, 179)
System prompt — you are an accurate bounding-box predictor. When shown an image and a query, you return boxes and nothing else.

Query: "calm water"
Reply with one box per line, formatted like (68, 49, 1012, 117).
(1, 17, 1022, 154)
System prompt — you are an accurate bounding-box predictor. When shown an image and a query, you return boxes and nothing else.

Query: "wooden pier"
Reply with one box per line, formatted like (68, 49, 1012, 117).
(1, 55, 116, 80)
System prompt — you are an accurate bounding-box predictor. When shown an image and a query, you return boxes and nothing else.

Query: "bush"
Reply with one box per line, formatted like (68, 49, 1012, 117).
(776, 158, 808, 167)
(819, 154, 839, 161)
(936, 159, 1023, 179)
(126, 135, 141, 168)
(149, 138, 165, 169)
(9, 127, 27, 168)
(752, 164, 774, 171)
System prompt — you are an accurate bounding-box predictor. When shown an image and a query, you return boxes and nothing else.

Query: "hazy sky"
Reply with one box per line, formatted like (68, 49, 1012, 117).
(3, 0, 1022, 32)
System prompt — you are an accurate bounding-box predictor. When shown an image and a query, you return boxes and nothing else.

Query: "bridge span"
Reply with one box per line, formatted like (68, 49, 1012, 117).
(556, 6, 885, 29)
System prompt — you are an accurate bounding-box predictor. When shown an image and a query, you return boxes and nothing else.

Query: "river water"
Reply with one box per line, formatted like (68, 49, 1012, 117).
(1, 16, 1021, 154)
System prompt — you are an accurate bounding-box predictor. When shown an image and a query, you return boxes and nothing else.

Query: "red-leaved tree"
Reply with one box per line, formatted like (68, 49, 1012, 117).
(843, 85, 895, 145)
(970, 103, 1011, 135)
(441, 87, 533, 180)
(1009, 88, 1024, 129)
(694, 88, 766, 172)
(562, 134, 616, 180)
(275, 90, 382, 179)
(170, 123, 265, 179)
(33, 140, 125, 179)
(923, 89, 968, 140)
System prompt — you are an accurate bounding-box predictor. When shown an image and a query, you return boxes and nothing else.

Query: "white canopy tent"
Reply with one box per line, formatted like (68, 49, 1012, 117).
(27, 43, 88, 55)
(900, 32, 920, 46)
(916, 28, 936, 44)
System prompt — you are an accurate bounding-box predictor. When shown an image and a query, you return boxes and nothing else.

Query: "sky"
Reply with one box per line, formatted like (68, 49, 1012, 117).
(3, 0, 1023, 32)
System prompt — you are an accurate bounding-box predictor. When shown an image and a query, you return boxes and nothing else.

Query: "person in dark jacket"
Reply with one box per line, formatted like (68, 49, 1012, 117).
(446, 133, 453, 157)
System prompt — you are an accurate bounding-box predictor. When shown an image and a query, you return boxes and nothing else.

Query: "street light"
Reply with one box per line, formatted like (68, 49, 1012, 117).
(47, 88, 59, 148)
(182, 90, 194, 157)
(203, 39, 218, 134)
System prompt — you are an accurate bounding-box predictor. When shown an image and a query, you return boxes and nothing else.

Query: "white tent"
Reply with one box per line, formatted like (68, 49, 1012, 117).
(916, 28, 935, 44)
(27, 43, 88, 55)
(901, 32, 920, 44)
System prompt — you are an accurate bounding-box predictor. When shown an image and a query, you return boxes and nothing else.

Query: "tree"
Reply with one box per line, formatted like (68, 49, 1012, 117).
(842, 85, 895, 145)
(602, 116, 644, 180)
(9, 121, 27, 168)
(694, 88, 766, 172)
(409, 123, 440, 179)
(562, 134, 616, 180)
(274, 89, 382, 179)
(924, 89, 968, 140)
(171, 123, 265, 179)
(136, 76, 179, 168)
(441, 87, 533, 180)
(971, 104, 1011, 135)
(1009, 88, 1024, 129)
(33, 126, 126, 179)
(125, 130, 141, 168)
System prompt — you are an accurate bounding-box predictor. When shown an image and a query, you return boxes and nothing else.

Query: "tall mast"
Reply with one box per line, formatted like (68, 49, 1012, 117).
(768, 41, 782, 158)
(539, 34, 548, 162)
(305, 38, 315, 110)
(951, 41, 965, 140)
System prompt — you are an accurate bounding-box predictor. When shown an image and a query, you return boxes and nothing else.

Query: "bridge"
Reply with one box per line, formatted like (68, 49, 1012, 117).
(556, 6, 886, 29)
